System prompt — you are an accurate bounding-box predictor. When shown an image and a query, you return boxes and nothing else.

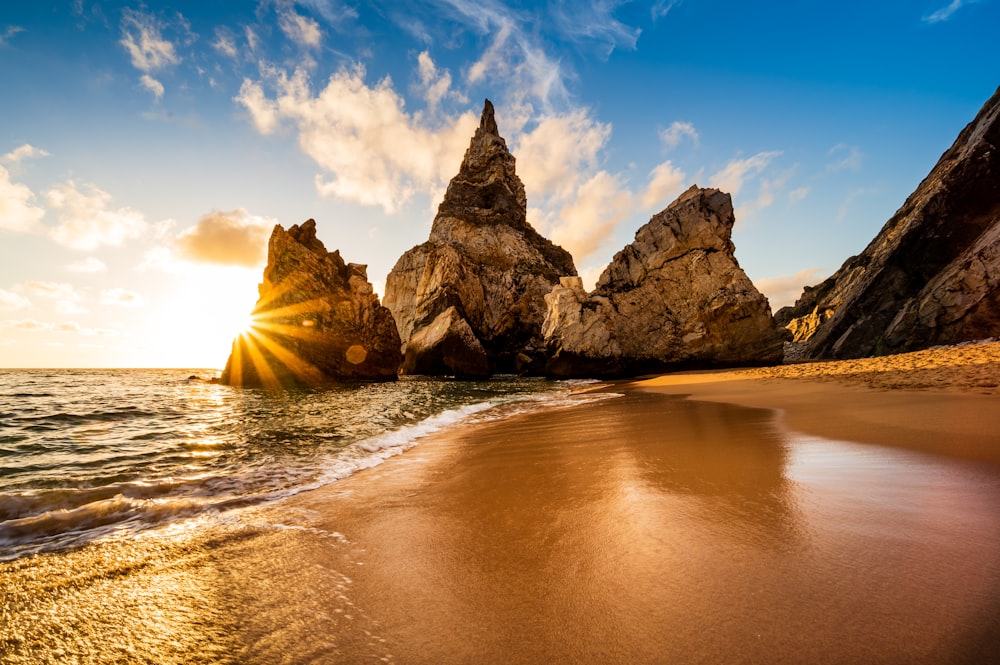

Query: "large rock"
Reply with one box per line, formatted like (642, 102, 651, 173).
(382, 99, 577, 375)
(220, 219, 401, 387)
(543, 187, 785, 378)
(775, 86, 1000, 358)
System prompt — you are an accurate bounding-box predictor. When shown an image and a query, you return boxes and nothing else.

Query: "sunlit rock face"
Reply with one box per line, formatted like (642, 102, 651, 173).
(219, 219, 401, 387)
(543, 186, 785, 378)
(382, 99, 577, 376)
(775, 85, 1000, 359)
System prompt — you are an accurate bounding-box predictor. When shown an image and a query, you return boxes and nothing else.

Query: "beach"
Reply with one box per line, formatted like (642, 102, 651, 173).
(3, 343, 1000, 664)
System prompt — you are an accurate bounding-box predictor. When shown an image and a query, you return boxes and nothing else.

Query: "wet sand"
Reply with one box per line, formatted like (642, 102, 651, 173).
(238, 342, 1000, 664)
(4, 343, 999, 664)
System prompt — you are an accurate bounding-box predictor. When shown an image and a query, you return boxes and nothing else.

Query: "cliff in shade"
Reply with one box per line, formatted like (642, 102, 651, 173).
(219, 220, 401, 387)
(543, 186, 786, 378)
(382, 99, 577, 377)
(775, 86, 1000, 359)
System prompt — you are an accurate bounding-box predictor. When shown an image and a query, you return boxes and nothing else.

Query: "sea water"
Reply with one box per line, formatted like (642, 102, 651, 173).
(0, 369, 599, 561)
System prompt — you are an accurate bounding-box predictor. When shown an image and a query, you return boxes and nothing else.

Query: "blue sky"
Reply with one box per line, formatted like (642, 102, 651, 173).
(0, 0, 997, 368)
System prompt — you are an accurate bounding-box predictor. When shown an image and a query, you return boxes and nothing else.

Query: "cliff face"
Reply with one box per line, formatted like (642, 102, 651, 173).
(382, 99, 577, 376)
(776, 86, 1000, 358)
(220, 220, 401, 387)
(543, 186, 785, 378)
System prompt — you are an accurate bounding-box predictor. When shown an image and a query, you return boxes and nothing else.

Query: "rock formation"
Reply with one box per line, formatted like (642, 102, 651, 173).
(543, 186, 785, 378)
(383, 99, 577, 376)
(220, 219, 401, 387)
(775, 85, 1000, 358)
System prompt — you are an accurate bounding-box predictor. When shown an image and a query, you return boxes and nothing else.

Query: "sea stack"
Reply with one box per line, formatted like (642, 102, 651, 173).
(542, 186, 785, 378)
(775, 85, 1000, 359)
(382, 99, 577, 377)
(219, 219, 401, 387)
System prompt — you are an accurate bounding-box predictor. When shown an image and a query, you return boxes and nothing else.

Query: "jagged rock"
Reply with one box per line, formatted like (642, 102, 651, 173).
(776, 86, 1000, 358)
(400, 306, 490, 378)
(383, 99, 576, 376)
(220, 219, 401, 387)
(543, 187, 785, 378)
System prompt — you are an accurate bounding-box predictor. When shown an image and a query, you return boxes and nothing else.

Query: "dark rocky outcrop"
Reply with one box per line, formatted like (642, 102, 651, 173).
(776, 86, 1000, 358)
(382, 99, 577, 376)
(220, 219, 401, 387)
(543, 186, 785, 378)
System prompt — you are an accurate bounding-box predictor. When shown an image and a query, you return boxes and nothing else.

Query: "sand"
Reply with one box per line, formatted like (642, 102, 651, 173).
(237, 340, 1000, 663)
(637, 339, 1000, 465)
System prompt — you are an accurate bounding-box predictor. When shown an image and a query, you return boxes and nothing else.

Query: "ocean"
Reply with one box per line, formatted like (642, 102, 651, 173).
(0, 369, 603, 561)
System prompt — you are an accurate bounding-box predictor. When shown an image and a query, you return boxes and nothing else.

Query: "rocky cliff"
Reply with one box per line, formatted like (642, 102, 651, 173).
(220, 220, 401, 387)
(775, 86, 1000, 358)
(382, 99, 577, 376)
(543, 186, 785, 378)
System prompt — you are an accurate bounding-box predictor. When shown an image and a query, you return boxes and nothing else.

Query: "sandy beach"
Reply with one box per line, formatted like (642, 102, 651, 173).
(4, 343, 999, 664)
(239, 340, 1000, 663)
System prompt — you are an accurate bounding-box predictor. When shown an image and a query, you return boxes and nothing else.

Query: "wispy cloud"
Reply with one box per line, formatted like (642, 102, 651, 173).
(4, 319, 118, 336)
(120, 8, 181, 72)
(278, 8, 322, 48)
(548, 0, 641, 56)
(45, 180, 149, 250)
(175, 208, 274, 267)
(16, 281, 88, 314)
(0, 25, 25, 47)
(2, 144, 50, 166)
(826, 143, 863, 172)
(140, 74, 165, 100)
(659, 121, 699, 151)
(923, 0, 976, 23)
(708, 151, 782, 198)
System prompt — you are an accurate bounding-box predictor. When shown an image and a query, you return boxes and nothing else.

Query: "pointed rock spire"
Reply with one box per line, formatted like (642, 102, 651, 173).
(433, 98, 527, 231)
(383, 99, 577, 376)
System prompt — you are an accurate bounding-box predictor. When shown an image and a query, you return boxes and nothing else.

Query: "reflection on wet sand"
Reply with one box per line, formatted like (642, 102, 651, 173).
(2, 390, 999, 664)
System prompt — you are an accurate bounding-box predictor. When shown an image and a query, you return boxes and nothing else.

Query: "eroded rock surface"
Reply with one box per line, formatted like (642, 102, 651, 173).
(543, 187, 785, 378)
(775, 85, 1000, 358)
(220, 219, 401, 386)
(383, 99, 576, 375)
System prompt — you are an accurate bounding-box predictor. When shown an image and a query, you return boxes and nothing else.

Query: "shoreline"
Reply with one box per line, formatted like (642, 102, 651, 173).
(633, 339, 1000, 466)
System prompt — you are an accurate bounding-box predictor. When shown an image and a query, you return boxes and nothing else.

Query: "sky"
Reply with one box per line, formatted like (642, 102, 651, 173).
(0, 0, 997, 368)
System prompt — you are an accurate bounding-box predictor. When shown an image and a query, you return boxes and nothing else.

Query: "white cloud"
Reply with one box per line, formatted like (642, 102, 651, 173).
(0, 288, 30, 310)
(826, 143, 863, 172)
(923, 0, 973, 23)
(416, 51, 466, 114)
(0, 164, 45, 233)
(837, 187, 874, 222)
(642, 160, 687, 210)
(213, 28, 238, 59)
(659, 121, 699, 151)
(140, 74, 164, 100)
(236, 65, 478, 213)
(546, 170, 634, 261)
(120, 9, 180, 72)
(67, 257, 108, 273)
(45, 180, 149, 250)
(17, 281, 87, 314)
(278, 8, 322, 48)
(2, 144, 50, 166)
(708, 151, 782, 197)
(100, 287, 144, 307)
(175, 208, 274, 267)
(754, 267, 826, 310)
(516, 110, 610, 202)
